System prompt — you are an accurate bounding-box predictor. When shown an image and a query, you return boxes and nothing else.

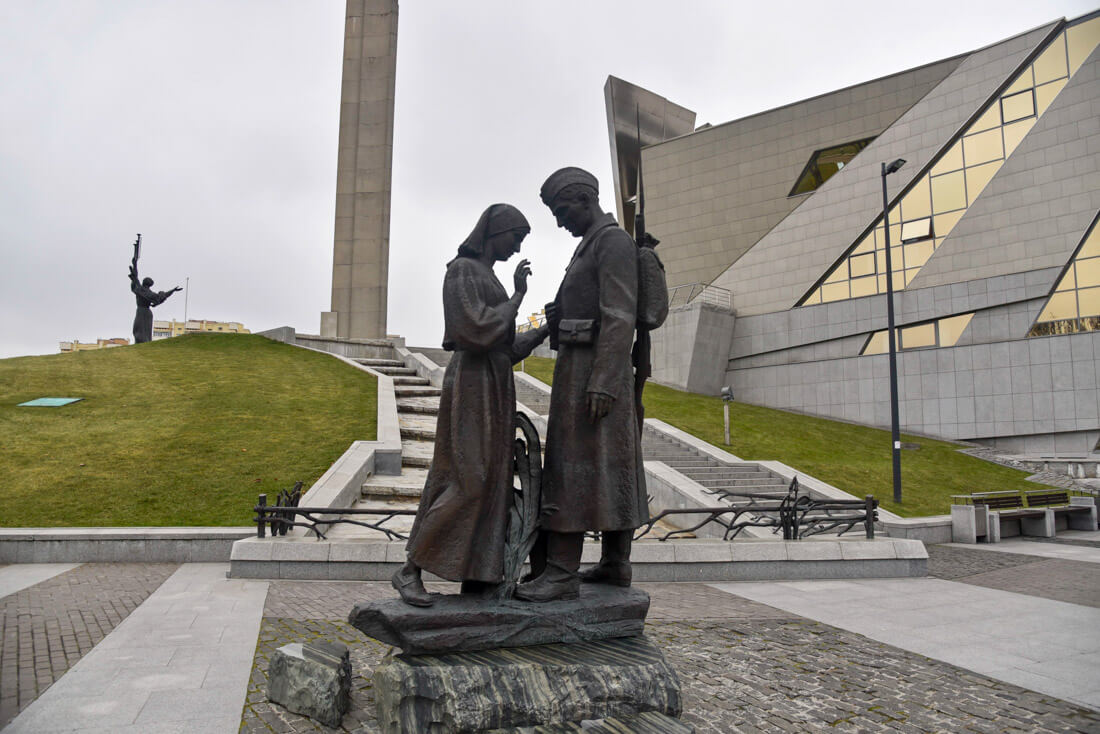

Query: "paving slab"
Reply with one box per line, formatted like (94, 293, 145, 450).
(711, 576, 1100, 712)
(0, 562, 80, 599)
(944, 535, 1100, 563)
(0, 563, 176, 729)
(4, 563, 268, 734)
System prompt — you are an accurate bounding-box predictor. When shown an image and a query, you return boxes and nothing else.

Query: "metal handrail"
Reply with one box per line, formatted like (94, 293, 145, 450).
(667, 283, 732, 310)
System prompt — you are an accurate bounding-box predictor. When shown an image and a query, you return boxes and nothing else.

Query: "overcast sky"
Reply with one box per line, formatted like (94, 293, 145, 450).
(1, 0, 1095, 359)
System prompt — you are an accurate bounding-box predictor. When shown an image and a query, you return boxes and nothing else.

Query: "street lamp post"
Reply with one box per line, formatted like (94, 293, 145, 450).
(881, 159, 906, 504)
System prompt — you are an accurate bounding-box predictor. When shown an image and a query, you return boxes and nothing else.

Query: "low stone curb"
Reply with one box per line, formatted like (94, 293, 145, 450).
(228, 536, 927, 580)
(0, 527, 254, 563)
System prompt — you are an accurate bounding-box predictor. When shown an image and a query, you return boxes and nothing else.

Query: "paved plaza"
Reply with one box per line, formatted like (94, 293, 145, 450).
(1, 536, 1098, 733)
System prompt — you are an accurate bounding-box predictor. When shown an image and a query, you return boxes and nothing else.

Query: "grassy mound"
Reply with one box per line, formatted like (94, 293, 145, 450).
(0, 334, 377, 527)
(518, 356, 1047, 517)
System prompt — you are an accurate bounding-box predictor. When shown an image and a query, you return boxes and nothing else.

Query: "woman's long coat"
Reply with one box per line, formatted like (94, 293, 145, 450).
(405, 256, 541, 582)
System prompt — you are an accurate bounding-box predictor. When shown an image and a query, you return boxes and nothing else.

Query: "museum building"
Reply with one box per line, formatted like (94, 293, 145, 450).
(610, 13, 1100, 456)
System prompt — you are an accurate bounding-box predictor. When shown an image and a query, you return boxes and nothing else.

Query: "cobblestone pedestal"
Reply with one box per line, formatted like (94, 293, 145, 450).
(373, 635, 683, 733)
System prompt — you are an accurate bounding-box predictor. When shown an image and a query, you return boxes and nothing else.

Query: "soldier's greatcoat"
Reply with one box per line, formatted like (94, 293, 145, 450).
(543, 213, 646, 533)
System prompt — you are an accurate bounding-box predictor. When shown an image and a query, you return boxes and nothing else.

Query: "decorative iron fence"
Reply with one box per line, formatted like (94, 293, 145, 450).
(254, 474, 876, 543)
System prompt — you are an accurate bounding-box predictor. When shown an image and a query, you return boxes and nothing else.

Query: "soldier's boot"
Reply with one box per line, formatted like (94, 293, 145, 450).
(579, 529, 632, 587)
(391, 559, 433, 607)
(514, 532, 582, 603)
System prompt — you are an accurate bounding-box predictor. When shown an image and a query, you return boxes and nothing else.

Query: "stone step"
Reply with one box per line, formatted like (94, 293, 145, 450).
(650, 459, 722, 468)
(395, 386, 442, 398)
(362, 467, 428, 500)
(397, 396, 441, 415)
(694, 475, 776, 486)
(374, 366, 418, 376)
(392, 376, 430, 386)
(402, 440, 434, 468)
(353, 358, 405, 368)
(681, 465, 764, 474)
(706, 486, 791, 498)
(400, 427, 436, 441)
(323, 496, 420, 539)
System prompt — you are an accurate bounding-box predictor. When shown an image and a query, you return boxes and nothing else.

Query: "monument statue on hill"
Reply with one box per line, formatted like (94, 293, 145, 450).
(127, 234, 181, 344)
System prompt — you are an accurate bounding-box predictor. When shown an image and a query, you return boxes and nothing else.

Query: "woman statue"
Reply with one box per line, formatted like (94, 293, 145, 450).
(128, 248, 181, 343)
(392, 204, 549, 606)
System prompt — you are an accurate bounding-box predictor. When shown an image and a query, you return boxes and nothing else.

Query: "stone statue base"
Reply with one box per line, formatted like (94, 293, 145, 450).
(349, 584, 649, 655)
(373, 635, 683, 733)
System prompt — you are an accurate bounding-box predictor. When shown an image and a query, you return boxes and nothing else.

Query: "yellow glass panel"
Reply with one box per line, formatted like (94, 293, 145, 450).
(966, 161, 1000, 205)
(963, 128, 1004, 166)
(821, 281, 849, 302)
(904, 240, 935, 270)
(931, 141, 964, 176)
(934, 210, 965, 240)
(862, 332, 888, 356)
(1081, 227, 1100, 258)
(933, 237, 944, 251)
(900, 323, 935, 349)
(1077, 257, 1100, 289)
(1000, 90, 1035, 123)
(850, 275, 877, 298)
(878, 274, 888, 292)
(1079, 287, 1100, 317)
(849, 252, 876, 277)
(970, 105, 1001, 133)
(825, 263, 846, 283)
(873, 226, 885, 249)
(903, 268, 920, 287)
(853, 234, 874, 254)
(862, 331, 888, 355)
(1033, 32, 1068, 85)
(938, 314, 974, 346)
(931, 171, 967, 213)
(1067, 17, 1100, 75)
(892, 270, 905, 290)
(804, 289, 822, 305)
(1002, 117, 1036, 157)
(900, 179, 931, 221)
(1003, 66, 1034, 96)
(1055, 267, 1076, 291)
(1034, 79, 1067, 117)
(1038, 291, 1079, 322)
(901, 218, 932, 243)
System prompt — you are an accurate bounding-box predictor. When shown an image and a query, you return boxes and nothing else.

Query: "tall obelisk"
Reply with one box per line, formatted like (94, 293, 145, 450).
(321, 0, 398, 339)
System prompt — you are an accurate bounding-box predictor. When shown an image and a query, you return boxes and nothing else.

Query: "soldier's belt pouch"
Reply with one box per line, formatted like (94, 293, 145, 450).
(558, 319, 597, 345)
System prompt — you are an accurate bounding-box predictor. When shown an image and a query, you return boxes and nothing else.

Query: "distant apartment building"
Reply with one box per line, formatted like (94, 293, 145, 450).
(59, 338, 130, 352)
(151, 320, 250, 340)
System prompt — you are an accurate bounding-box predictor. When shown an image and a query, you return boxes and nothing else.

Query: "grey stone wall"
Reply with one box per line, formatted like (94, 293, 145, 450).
(725, 270, 1100, 456)
(706, 23, 1058, 317)
(649, 301, 736, 396)
(643, 56, 960, 293)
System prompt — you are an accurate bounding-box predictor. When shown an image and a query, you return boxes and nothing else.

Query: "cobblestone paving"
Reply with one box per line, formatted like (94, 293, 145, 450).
(954, 558, 1100, 608)
(0, 563, 177, 729)
(926, 544, 1044, 580)
(927, 544, 1100, 606)
(240, 580, 1100, 733)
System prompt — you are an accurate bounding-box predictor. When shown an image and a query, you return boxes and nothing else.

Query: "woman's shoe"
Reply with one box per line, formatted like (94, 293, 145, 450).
(391, 562, 433, 607)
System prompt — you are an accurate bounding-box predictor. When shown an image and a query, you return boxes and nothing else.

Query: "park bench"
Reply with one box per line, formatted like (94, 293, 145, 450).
(950, 489, 1097, 543)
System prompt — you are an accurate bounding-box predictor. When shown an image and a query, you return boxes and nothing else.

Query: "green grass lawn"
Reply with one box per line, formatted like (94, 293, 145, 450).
(517, 356, 1047, 517)
(0, 334, 377, 527)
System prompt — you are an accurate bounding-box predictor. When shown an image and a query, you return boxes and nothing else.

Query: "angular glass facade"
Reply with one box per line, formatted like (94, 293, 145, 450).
(801, 17, 1100, 307)
(788, 138, 875, 196)
(860, 313, 974, 355)
(1028, 214, 1100, 336)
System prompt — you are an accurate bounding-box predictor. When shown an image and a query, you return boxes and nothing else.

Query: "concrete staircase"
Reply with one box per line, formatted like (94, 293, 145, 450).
(641, 431, 790, 501)
(326, 357, 442, 539)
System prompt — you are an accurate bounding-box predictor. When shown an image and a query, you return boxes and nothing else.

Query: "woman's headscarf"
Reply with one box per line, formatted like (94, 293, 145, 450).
(456, 204, 530, 258)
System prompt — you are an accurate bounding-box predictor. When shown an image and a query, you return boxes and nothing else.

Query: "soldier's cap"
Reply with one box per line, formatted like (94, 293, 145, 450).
(540, 167, 598, 207)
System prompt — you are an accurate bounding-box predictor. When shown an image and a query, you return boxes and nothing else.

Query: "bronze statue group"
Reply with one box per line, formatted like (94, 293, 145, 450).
(393, 166, 666, 607)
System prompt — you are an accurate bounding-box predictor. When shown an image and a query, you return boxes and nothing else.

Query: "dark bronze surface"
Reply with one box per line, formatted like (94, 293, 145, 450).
(127, 234, 181, 343)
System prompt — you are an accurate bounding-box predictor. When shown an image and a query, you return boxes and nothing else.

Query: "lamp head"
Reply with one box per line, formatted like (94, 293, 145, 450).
(720, 385, 733, 402)
(884, 159, 906, 175)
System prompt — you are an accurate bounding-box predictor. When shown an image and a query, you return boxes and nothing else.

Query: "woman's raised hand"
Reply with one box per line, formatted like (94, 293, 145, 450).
(513, 259, 532, 296)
